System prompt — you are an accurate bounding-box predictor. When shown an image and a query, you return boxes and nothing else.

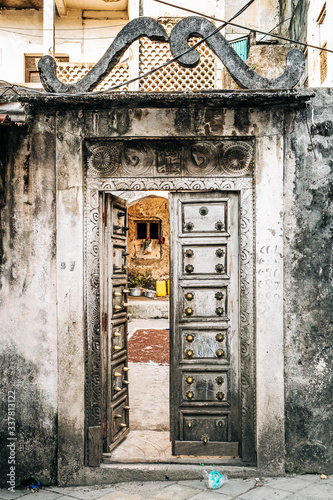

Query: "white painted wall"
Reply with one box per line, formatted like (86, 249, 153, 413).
(0, 0, 282, 85)
(0, 8, 127, 84)
(0, 0, 290, 86)
(307, 1, 333, 87)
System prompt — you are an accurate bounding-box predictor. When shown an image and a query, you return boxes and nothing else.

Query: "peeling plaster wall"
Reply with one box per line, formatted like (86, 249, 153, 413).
(284, 88, 333, 473)
(51, 97, 287, 481)
(0, 88, 332, 485)
(222, 45, 292, 90)
(289, 0, 308, 45)
(0, 118, 57, 486)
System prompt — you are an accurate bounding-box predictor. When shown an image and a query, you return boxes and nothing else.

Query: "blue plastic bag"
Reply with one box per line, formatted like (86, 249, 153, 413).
(203, 470, 227, 489)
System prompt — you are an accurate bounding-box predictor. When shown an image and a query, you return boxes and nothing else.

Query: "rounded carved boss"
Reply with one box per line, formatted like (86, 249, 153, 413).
(221, 142, 253, 176)
(87, 144, 120, 175)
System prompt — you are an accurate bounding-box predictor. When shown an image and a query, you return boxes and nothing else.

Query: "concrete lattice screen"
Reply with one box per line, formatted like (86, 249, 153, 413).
(139, 18, 215, 91)
(56, 61, 130, 91)
(55, 19, 216, 92)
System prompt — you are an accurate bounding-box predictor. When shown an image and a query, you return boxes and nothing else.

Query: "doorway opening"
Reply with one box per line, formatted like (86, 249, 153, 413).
(100, 189, 247, 465)
(107, 191, 171, 462)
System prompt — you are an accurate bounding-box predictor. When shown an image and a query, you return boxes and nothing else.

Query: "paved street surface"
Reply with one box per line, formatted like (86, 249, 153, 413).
(1, 474, 332, 500)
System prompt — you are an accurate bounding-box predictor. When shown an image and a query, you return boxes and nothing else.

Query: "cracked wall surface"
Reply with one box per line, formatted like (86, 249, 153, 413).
(0, 88, 332, 485)
(0, 119, 58, 486)
(284, 88, 333, 474)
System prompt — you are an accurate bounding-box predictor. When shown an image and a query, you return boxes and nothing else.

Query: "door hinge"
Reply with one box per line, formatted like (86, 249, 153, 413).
(102, 312, 108, 331)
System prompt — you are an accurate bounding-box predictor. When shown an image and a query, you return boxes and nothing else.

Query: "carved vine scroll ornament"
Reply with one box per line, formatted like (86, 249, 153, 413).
(38, 16, 305, 93)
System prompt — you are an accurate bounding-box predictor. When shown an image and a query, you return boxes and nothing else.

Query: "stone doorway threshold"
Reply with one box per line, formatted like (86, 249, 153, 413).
(99, 462, 257, 484)
(103, 430, 242, 465)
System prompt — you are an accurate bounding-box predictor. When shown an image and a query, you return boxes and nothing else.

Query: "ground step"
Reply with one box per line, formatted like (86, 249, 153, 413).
(128, 299, 169, 319)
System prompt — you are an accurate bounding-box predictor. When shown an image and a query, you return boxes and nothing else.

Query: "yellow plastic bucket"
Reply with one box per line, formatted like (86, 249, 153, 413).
(156, 280, 166, 296)
(167, 279, 170, 295)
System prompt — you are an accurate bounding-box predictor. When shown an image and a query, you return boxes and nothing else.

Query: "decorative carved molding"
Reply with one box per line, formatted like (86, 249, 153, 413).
(169, 17, 305, 90)
(121, 141, 155, 175)
(39, 16, 305, 93)
(85, 171, 255, 462)
(87, 144, 119, 176)
(85, 138, 254, 178)
(222, 142, 253, 176)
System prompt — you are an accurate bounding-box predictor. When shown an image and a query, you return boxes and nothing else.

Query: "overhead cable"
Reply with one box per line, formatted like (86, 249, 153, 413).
(153, 0, 333, 54)
(0, 0, 256, 97)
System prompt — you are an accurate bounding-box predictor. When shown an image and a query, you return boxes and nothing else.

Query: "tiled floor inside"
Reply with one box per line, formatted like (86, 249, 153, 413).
(105, 430, 171, 462)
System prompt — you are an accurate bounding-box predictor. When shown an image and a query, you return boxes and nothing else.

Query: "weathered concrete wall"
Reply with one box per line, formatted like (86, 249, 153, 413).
(289, 0, 308, 45)
(222, 45, 292, 89)
(51, 95, 288, 480)
(0, 117, 57, 487)
(128, 196, 169, 284)
(1, 87, 332, 487)
(284, 88, 333, 473)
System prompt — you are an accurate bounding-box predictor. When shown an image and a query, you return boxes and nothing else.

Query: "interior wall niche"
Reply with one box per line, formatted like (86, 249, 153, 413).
(84, 136, 256, 465)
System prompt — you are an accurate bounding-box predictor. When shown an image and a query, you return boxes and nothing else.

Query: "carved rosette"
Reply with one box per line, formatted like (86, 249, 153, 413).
(121, 141, 154, 175)
(222, 142, 253, 176)
(87, 144, 120, 176)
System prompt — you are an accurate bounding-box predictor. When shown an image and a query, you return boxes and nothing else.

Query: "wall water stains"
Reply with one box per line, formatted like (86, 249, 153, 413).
(284, 88, 333, 473)
(0, 88, 332, 485)
(0, 119, 58, 486)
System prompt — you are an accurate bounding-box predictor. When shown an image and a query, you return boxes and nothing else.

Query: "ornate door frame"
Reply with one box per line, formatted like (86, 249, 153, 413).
(84, 136, 256, 465)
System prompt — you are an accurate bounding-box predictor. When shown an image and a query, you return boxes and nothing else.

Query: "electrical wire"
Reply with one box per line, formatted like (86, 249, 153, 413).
(258, 17, 291, 43)
(0, 0, 327, 97)
(0, 26, 128, 40)
(0, 0, 256, 97)
(153, 0, 333, 54)
(0, 23, 128, 31)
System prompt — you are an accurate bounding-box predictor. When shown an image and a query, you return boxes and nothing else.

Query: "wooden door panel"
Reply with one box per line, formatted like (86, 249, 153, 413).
(181, 370, 229, 403)
(112, 359, 130, 400)
(170, 191, 240, 457)
(112, 283, 130, 315)
(173, 440, 239, 457)
(180, 285, 228, 320)
(112, 245, 127, 274)
(182, 243, 228, 277)
(110, 396, 130, 452)
(181, 327, 229, 361)
(110, 319, 127, 359)
(181, 200, 229, 235)
(181, 413, 230, 441)
(102, 193, 130, 453)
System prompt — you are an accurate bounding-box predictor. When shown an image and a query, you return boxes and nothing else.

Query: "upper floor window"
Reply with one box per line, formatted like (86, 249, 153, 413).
(316, 3, 326, 25)
(25, 54, 69, 83)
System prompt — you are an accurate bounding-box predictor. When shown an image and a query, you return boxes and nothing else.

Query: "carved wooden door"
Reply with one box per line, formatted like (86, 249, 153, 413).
(101, 193, 130, 453)
(169, 191, 240, 456)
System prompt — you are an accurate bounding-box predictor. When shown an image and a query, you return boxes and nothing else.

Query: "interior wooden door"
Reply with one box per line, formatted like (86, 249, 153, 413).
(169, 191, 241, 457)
(101, 193, 130, 453)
